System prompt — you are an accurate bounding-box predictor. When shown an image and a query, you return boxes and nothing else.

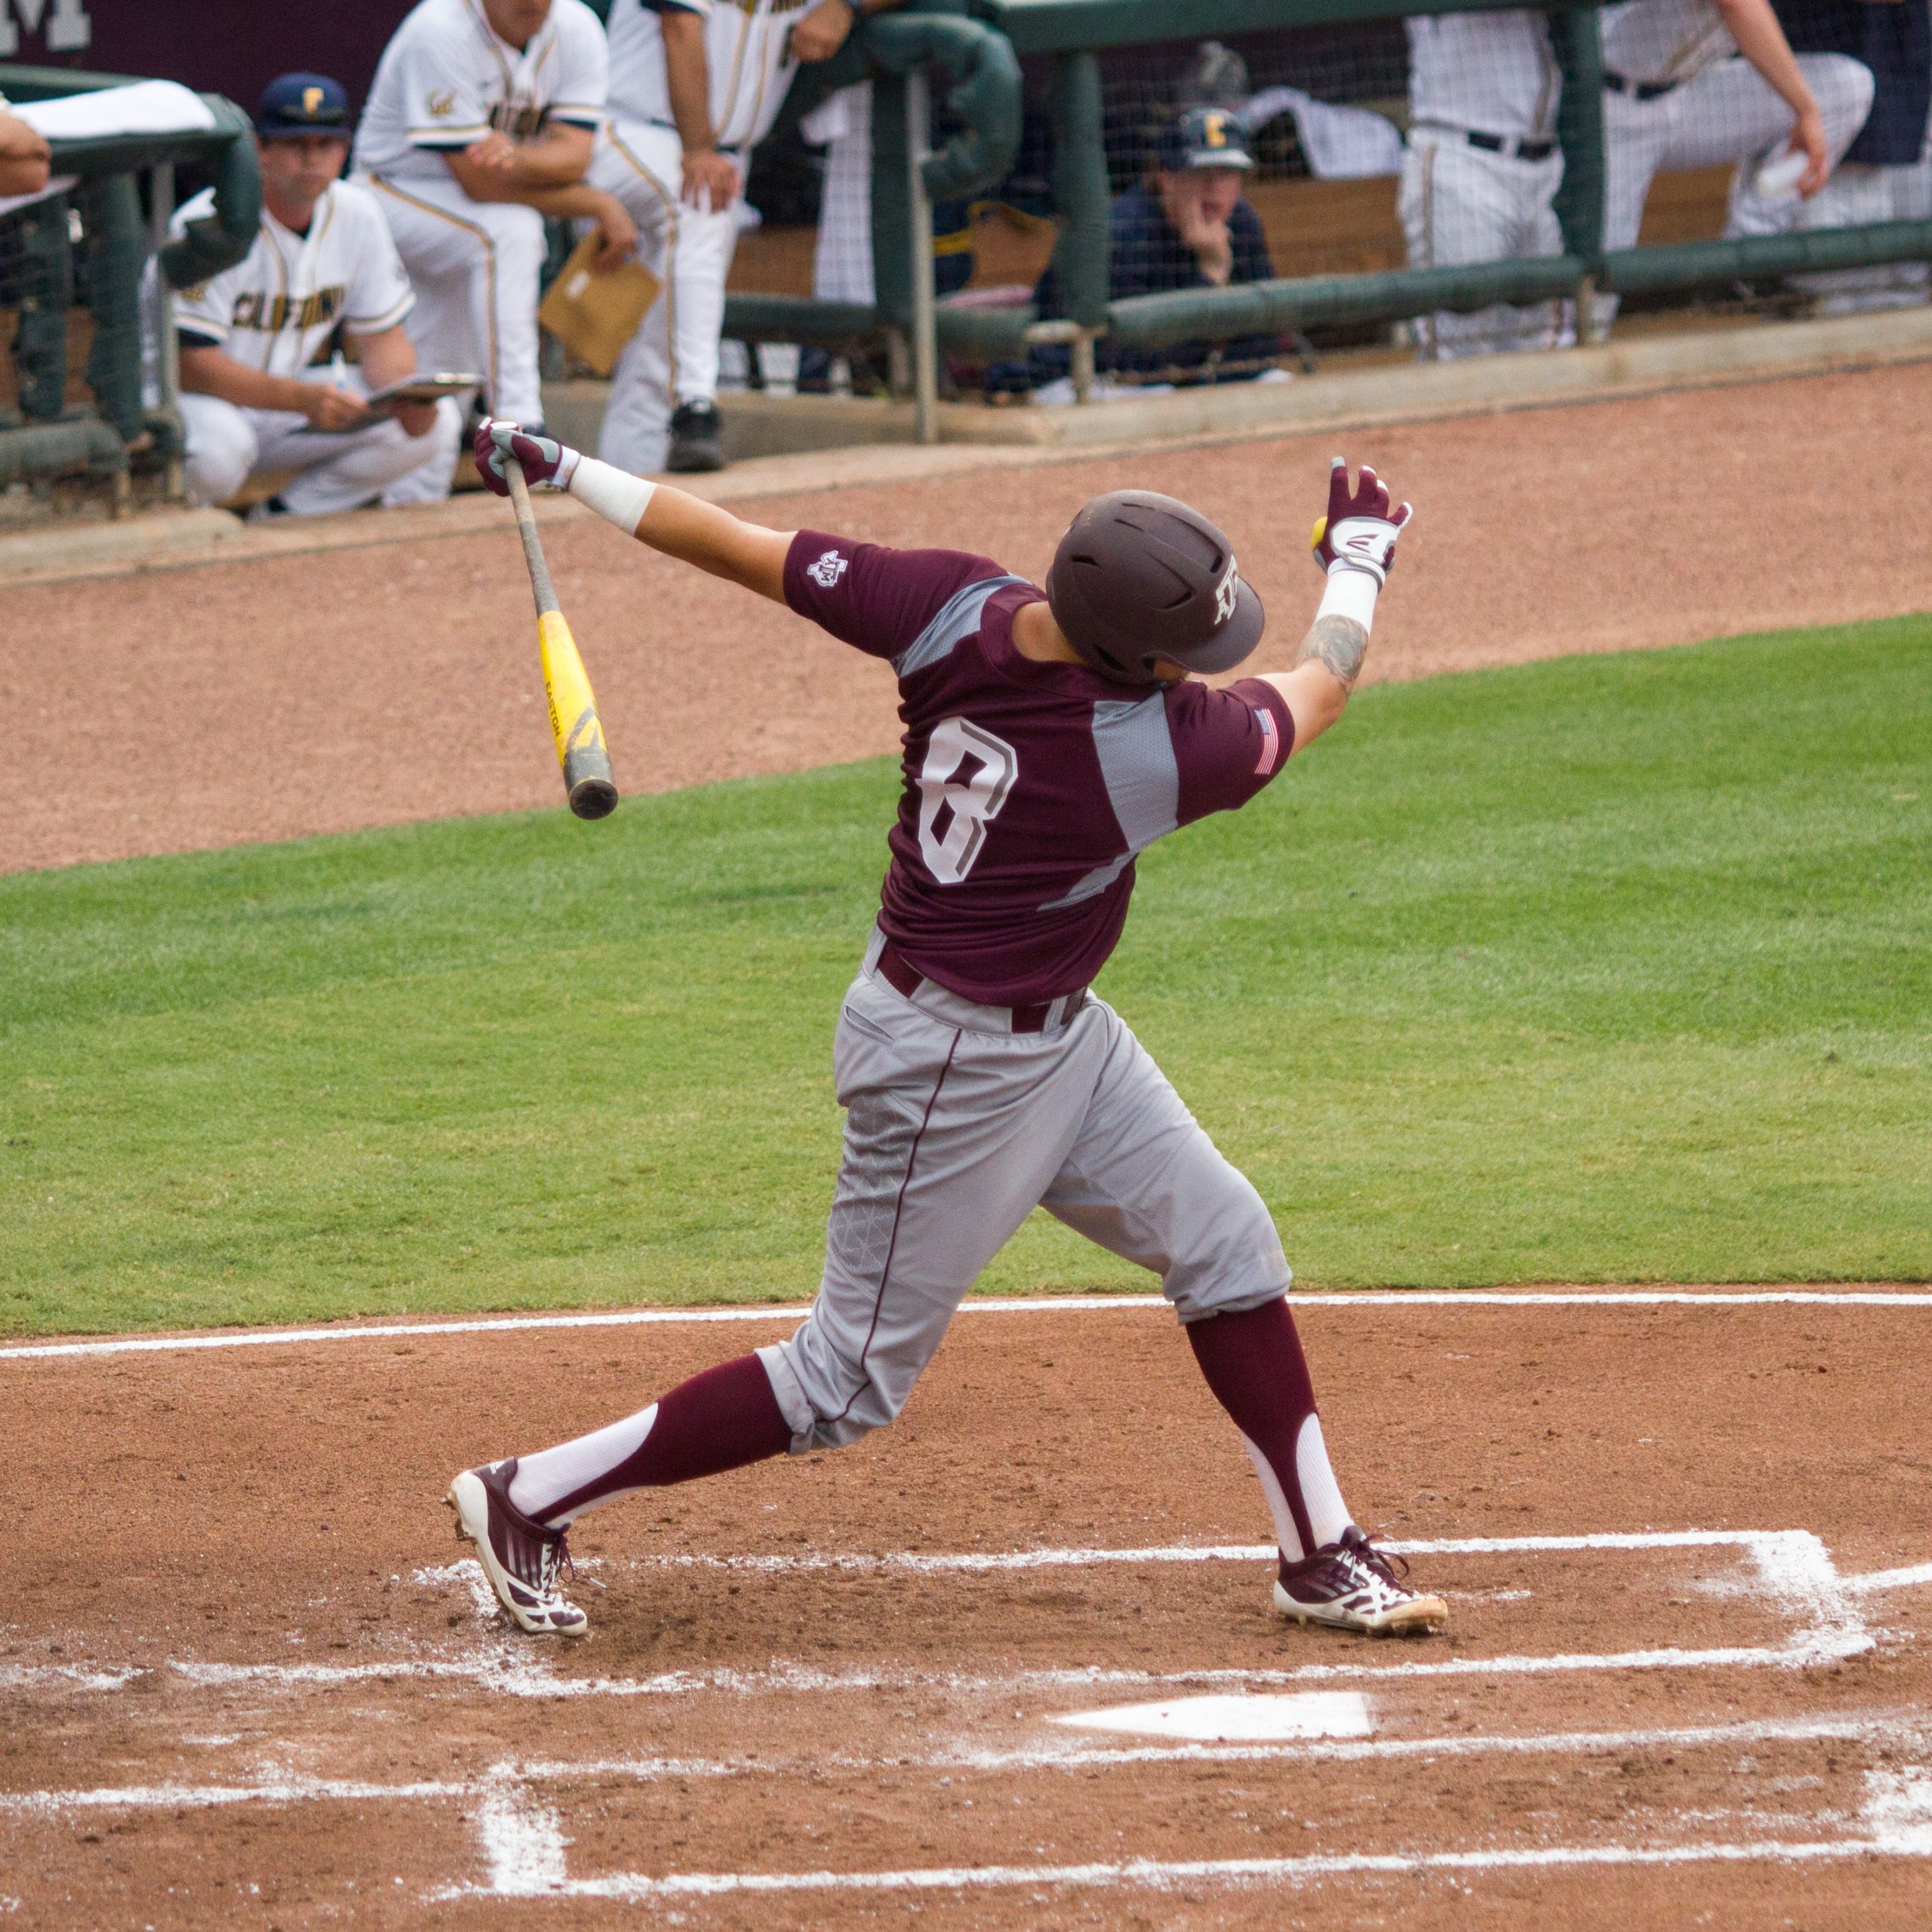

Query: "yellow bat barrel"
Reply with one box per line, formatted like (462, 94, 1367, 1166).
(504, 457, 619, 821)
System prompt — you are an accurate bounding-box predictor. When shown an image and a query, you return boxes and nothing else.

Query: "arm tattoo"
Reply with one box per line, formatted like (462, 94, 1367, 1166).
(1294, 614, 1369, 689)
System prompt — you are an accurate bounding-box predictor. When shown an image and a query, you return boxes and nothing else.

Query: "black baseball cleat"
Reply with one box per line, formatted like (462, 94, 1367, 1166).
(1273, 1526, 1447, 1636)
(666, 400, 726, 473)
(446, 1458, 588, 1636)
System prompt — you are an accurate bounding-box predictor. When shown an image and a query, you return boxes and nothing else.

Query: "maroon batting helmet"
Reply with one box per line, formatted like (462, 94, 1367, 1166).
(1045, 489, 1265, 686)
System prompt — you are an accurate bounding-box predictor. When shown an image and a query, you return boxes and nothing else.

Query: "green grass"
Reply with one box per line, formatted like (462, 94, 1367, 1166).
(3, 617, 1928, 1335)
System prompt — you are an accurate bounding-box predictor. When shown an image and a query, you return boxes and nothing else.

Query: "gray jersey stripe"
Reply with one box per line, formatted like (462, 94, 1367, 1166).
(892, 575, 1029, 678)
(1037, 694, 1178, 914)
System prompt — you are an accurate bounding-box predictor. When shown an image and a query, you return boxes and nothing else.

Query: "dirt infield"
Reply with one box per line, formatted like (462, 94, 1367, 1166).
(5, 1291, 1930, 1927)
(5, 361, 1930, 875)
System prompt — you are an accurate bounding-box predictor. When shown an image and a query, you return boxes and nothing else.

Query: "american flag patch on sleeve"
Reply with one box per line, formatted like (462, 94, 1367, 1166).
(1253, 706, 1281, 777)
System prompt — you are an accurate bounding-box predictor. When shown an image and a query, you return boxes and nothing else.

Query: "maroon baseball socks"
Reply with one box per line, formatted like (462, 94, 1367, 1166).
(1186, 1297, 1355, 1573)
(506, 1353, 792, 1527)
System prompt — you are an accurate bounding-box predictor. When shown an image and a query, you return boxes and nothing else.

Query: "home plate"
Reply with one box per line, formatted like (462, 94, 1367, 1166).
(1049, 1690, 1373, 1743)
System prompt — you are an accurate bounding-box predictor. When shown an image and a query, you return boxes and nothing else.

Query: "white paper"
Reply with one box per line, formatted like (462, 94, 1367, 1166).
(11, 79, 216, 143)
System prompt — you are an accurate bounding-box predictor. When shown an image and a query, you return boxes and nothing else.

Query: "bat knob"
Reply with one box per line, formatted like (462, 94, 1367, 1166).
(568, 774, 620, 821)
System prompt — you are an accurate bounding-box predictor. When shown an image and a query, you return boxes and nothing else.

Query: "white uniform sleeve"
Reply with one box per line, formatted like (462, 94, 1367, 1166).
(340, 189, 417, 335)
(550, 0, 612, 130)
(395, 20, 491, 148)
(170, 198, 242, 345)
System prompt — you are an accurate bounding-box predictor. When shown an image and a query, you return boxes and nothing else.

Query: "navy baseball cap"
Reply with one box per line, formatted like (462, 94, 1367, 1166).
(256, 72, 349, 139)
(1158, 106, 1253, 172)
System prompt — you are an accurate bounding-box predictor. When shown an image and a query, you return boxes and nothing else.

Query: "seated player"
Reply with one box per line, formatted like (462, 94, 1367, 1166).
(1400, 13, 1571, 358)
(174, 74, 462, 518)
(0, 91, 53, 198)
(450, 412, 1449, 1644)
(352, 0, 632, 497)
(1598, 0, 1875, 278)
(1026, 106, 1281, 390)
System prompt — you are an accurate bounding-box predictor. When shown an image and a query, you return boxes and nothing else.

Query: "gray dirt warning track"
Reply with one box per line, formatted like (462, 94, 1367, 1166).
(3, 361, 1930, 875)
(2, 1292, 1930, 1927)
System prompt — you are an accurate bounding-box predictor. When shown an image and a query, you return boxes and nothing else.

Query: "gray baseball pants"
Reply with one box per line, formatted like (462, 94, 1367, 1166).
(758, 932, 1292, 1452)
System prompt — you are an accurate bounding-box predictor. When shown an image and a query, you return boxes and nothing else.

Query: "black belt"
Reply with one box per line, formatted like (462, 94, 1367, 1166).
(875, 940, 1084, 1035)
(1466, 129, 1557, 162)
(1604, 72, 1679, 101)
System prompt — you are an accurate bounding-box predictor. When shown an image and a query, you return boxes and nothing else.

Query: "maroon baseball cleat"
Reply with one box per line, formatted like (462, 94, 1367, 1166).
(446, 1459, 588, 1637)
(1272, 1527, 1447, 1636)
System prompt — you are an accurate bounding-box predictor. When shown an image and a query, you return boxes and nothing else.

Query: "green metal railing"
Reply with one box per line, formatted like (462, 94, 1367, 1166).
(0, 64, 259, 492)
(952, 0, 1932, 366)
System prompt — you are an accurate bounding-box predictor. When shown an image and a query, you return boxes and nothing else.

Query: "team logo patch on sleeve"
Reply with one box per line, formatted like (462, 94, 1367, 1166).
(1252, 706, 1281, 777)
(808, 549, 850, 589)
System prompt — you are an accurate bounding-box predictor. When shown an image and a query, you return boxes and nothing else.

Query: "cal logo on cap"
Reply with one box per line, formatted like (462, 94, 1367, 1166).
(1203, 112, 1228, 148)
(303, 85, 324, 115)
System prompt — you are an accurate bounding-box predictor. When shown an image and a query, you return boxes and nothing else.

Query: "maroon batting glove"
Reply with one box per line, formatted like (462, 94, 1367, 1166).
(473, 417, 579, 497)
(1311, 457, 1413, 583)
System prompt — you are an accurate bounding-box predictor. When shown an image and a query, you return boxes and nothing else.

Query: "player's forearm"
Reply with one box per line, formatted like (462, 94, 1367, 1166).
(1261, 617, 1367, 755)
(177, 346, 314, 415)
(663, 16, 718, 153)
(632, 485, 794, 601)
(1715, 0, 1819, 116)
(351, 323, 417, 391)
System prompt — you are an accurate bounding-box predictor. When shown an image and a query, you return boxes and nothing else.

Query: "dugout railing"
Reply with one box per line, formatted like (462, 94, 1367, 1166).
(948, 0, 1932, 379)
(0, 64, 258, 503)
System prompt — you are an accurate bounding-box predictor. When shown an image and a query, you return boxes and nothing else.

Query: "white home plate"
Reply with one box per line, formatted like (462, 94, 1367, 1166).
(1050, 1690, 1373, 1743)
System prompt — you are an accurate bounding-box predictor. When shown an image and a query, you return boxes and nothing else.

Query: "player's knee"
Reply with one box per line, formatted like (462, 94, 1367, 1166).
(181, 413, 257, 508)
(1163, 1171, 1291, 1322)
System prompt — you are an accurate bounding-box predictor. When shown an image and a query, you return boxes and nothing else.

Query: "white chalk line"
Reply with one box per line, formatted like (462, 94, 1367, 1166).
(9, 1529, 1900, 1704)
(5, 1287, 1927, 1361)
(2, 1713, 1915, 1819)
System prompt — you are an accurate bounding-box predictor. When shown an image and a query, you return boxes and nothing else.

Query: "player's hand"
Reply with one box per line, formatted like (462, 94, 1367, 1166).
(394, 398, 441, 439)
(789, 0, 856, 63)
(475, 418, 581, 496)
(1310, 457, 1412, 585)
(589, 193, 638, 271)
(681, 147, 740, 211)
(301, 385, 374, 432)
(463, 130, 520, 177)
(1792, 100, 1830, 197)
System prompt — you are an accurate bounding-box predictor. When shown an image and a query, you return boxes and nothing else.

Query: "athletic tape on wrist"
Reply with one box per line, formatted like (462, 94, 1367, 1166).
(1318, 563, 1380, 634)
(568, 456, 657, 537)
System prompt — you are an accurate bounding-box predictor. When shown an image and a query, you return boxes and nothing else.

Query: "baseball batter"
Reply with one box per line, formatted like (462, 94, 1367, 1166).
(448, 414, 1448, 1642)
(174, 74, 462, 516)
(1400, 14, 1571, 358)
(591, 0, 894, 474)
(352, 0, 628, 496)
(1598, 0, 1875, 269)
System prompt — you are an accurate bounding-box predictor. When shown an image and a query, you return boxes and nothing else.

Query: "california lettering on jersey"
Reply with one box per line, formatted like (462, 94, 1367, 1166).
(780, 529, 1295, 1008)
(230, 287, 347, 334)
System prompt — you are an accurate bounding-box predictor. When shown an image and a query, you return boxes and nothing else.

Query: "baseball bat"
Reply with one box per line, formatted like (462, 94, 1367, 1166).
(504, 457, 619, 821)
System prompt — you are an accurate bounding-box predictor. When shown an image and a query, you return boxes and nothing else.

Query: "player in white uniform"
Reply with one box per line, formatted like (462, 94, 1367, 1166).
(592, 0, 894, 473)
(352, 0, 631, 497)
(1598, 0, 1875, 273)
(1399, 14, 1570, 358)
(173, 75, 462, 517)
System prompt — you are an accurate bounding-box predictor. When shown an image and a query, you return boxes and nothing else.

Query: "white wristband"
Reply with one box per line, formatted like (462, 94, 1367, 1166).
(1317, 564, 1380, 635)
(568, 456, 657, 537)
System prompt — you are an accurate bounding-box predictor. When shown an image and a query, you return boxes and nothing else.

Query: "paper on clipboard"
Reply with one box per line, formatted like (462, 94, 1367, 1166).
(537, 232, 660, 377)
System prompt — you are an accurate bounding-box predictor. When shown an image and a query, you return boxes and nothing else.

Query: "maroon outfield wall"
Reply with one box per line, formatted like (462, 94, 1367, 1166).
(1, 0, 411, 116)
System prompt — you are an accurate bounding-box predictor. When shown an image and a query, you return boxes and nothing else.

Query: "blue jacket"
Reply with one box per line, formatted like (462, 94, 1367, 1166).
(1024, 183, 1281, 387)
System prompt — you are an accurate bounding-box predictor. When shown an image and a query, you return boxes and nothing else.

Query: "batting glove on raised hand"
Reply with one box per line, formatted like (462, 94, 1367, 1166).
(475, 418, 581, 497)
(1310, 457, 1413, 586)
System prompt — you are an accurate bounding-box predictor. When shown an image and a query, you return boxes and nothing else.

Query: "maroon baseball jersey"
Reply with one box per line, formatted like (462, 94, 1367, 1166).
(785, 531, 1294, 1006)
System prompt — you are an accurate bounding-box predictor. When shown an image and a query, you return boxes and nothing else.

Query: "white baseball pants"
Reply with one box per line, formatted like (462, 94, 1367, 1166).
(589, 118, 740, 473)
(1759, 126, 1932, 313)
(179, 373, 462, 515)
(1399, 131, 1570, 358)
(361, 171, 549, 496)
(757, 936, 1292, 1453)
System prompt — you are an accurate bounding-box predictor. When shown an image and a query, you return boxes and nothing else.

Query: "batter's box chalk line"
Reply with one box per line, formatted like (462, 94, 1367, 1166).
(5, 1286, 1930, 1361)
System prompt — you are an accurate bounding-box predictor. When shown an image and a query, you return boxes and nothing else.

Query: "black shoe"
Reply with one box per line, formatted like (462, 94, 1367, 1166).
(666, 401, 726, 473)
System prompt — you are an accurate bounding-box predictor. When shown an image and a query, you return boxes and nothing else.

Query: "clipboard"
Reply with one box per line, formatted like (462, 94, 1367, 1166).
(290, 371, 480, 434)
(538, 232, 660, 377)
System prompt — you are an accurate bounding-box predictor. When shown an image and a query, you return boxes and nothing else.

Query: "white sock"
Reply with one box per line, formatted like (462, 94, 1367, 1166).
(508, 1403, 659, 1524)
(1295, 1414, 1355, 1549)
